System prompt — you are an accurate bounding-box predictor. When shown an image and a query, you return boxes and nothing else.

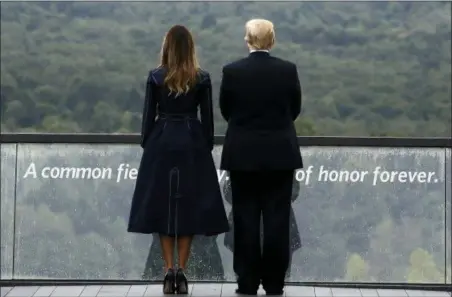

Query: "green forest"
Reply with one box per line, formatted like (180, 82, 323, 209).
(0, 1, 451, 136)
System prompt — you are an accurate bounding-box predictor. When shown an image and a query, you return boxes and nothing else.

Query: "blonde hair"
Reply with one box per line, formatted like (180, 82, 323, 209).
(159, 25, 200, 96)
(244, 19, 275, 50)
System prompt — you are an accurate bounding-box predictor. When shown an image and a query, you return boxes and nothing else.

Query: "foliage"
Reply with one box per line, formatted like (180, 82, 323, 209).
(1, 2, 451, 136)
(407, 248, 444, 283)
(345, 253, 369, 281)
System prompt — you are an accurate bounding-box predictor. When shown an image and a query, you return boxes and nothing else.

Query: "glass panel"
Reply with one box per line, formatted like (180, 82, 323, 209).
(14, 144, 151, 279)
(14, 144, 227, 280)
(1, 144, 16, 279)
(446, 148, 451, 284)
(287, 147, 446, 283)
(14, 144, 447, 283)
(1, 2, 450, 138)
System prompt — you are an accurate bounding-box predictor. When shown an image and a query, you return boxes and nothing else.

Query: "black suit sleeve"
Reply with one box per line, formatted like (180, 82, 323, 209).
(199, 74, 214, 151)
(219, 66, 231, 121)
(140, 74, 157, 148)
(291, 174, 300, 202)
(291, 64, 302, 121)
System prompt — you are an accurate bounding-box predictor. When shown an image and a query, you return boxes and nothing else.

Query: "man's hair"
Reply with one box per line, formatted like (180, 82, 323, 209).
(244, 19, 275, 50)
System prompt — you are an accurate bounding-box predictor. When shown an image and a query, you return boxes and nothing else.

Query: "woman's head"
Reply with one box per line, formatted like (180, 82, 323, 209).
(160, 25, 199, 96)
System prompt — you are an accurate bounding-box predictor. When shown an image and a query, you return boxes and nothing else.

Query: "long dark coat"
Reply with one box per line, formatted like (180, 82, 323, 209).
(128, 67, 229, 237)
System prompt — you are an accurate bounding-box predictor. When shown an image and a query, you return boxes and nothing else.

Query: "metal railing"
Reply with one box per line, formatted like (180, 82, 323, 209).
(1, 133, 451, 147)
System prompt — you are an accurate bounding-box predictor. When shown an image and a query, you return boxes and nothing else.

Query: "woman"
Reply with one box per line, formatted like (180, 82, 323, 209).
(128, 25, 229, 294)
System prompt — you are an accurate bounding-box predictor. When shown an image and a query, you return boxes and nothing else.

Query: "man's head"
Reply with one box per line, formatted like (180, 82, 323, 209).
(244, 19, 275, 51)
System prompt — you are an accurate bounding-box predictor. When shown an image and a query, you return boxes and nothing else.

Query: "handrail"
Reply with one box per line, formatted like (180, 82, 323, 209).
(0, 279, 450, 292)
(1, 133, 451, 147)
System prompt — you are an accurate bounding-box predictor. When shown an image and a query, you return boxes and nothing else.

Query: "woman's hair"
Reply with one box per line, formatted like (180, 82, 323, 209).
(159, 25, 200, 96)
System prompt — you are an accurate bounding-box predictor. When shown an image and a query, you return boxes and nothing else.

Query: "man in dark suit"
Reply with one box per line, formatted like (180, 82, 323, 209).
(219, 19, 303, 295)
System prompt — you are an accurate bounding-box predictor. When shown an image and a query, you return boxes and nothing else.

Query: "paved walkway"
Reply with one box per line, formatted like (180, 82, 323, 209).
(1, 284, 450, 297)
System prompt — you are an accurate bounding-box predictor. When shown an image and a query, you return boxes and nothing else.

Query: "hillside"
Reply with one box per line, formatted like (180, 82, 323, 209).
(0, 2, 451, 136)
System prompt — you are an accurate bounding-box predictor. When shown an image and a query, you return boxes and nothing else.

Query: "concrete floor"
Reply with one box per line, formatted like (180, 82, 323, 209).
(1, 284, 450, 297)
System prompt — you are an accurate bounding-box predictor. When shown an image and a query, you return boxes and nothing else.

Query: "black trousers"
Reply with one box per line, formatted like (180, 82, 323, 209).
(229, 170, 293, 291)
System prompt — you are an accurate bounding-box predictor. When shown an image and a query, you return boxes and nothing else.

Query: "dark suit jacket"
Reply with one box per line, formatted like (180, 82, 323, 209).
(219, 51, 303, 171)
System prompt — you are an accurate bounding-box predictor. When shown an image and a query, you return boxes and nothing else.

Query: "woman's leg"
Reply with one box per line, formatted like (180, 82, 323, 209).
(175, 236, 193, 294)
(160, 235, 176, 294)
(177, 236, 193, 269)
(159, 235, 176, 271)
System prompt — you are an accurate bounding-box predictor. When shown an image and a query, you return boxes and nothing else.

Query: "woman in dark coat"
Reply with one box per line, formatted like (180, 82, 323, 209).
(127, 25, 229, 294)
(222, 174, 301, 279)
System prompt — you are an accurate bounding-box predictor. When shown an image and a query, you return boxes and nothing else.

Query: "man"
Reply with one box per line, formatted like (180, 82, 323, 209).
(222, 175, 302, 280)
(219, 19, 303, 295)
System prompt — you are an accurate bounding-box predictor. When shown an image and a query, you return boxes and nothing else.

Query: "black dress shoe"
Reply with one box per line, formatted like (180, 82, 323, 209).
(265, 289, 284, 295)
(175, 268, 188, 294)
(235, 288, 258, 295)
(162, 268, 176, 294)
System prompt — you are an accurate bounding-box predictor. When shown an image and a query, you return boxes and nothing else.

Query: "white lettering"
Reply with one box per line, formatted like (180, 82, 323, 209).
(427, 172, 435, 182)
(318, 166, 368, 183)
(398, 171, 407, 182)
(217, 170, 227, 182)
(23, 163, 37, 178)
(372, 167, 436, 185)
(129, 168, 138, 179)
(116, 163, 138, 182)
(41, 166, 112, 180)
(295, 166, 314, 185)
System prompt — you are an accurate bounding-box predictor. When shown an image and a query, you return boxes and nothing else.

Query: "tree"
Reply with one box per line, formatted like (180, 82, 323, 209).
(446, 266, 451, 284)
(1, 2, 450, 137)
(407, 248, 443, 283)
(294, 118, 316, 136)
(345, 253, 369, 281)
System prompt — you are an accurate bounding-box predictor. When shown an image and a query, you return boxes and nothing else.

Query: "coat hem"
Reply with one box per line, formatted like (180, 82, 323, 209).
(127, 227, 229, 237)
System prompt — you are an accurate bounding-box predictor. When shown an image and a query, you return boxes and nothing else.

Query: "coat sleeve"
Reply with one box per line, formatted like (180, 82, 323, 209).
(291, 64, 302, 121)
(199, 73, 214, 151)
(140, 74, 157, 148)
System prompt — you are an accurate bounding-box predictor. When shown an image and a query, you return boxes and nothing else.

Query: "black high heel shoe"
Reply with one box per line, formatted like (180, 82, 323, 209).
(175, 268, 189, 294)
(163, 268, 176, 294)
